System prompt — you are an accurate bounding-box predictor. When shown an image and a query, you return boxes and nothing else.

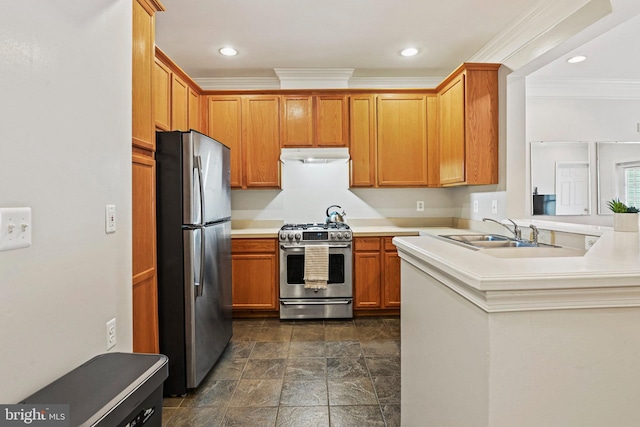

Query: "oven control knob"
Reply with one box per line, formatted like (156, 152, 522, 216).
(279, 231, 286, 241)
(287, 232, 294, 240)
(330, 232, 335, 239)
(336, 232, 343, 239)
(295, 232, 302, 240)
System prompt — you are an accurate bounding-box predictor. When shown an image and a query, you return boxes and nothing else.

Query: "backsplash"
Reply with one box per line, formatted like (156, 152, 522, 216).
(231, 161, 456, 223)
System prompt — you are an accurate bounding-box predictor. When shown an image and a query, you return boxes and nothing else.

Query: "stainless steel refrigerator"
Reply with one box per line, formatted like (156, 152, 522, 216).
(156, 130, 232, 396)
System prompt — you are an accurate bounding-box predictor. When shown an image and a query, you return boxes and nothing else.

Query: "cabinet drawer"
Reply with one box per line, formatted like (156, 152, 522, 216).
(232, 238, 276, 253)
(384, 237, 398, 251)
(355, 237, 381, 251)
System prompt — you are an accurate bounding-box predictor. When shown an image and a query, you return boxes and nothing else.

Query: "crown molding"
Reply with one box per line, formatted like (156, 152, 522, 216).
(193, 77, 281, 90)
(527, 77, 640, 99)
(349, 76, 443, 89)
(274, 68, 354, 89)
(470, 0, 611, 71)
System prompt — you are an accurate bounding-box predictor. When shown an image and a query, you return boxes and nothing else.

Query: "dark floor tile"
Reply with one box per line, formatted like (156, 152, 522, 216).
(285, 358, 327, 379)
(275, 406, 329, 427)
(328, 405, 385, 427)
(257, 325, 293, 342)
(162, 407, 177, 427)
(162, 397, 184, 408)
(164, 406, 226, 427)
(360, 340, 400, 357)
(324, 325, 358, 341)
(327, 357, 369, 378)
(182, 379, 238, 407)
(209, 358, 247, 380)
(372, 376, 401, 404)
(279, 379, 328, 406)
(229, 379, 283, 407)
(232, 325, 261, 342)
(222, 341, 255, 360)
(250, 342, 290, 359)
(288, 341, 326, 358)
(354, 317, 385, 327)
(234, 318, 266, 327)
(222, 406, 278, 427)
(356, 326, 396, 341)
(327, 378, 377, 406)
(291, 324, 325, 342)
(242, 359, 286, 379)
(365, 356, 401, 377)
(380, 404, 401, 427)
(325, 341, 362, 358)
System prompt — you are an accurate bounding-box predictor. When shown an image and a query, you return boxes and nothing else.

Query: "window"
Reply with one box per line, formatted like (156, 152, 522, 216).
(625, 166, 640, 208)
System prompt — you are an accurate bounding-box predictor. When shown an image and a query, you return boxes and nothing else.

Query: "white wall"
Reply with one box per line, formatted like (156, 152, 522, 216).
(525, 97, 640, 225)
(231, 161, 456, 223)
(0, 0, 132, 402)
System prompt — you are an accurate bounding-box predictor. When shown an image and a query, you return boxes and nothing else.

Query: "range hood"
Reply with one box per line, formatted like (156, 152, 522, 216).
(280, 147, 350, 164)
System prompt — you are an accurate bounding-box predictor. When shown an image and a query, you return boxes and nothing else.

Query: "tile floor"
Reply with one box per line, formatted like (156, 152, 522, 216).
(162, 316, 401, 426)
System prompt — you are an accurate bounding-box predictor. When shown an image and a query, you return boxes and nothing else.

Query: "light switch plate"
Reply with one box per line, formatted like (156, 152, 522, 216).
(491, 200, 498, 214)
(473, 200, 479, 213)
(105, 204, 116, 233)
(0, 207, 32, 252)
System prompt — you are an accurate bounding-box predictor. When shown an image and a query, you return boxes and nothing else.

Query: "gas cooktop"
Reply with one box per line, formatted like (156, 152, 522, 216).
(281, 222, 350, 231)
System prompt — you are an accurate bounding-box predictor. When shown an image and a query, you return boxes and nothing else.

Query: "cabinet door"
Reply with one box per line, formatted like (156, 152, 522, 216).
(383, 250, 401, 308)
(171, 74, 189, 131)
(350, 94, 376, 187)
(377, 94, 429, 186)
(153, 59, 171, 131)
(132, 152, 159, 353)
(188, 88, 200, 132)
(132, 0, 156, 150)
(243, 96, 281, 188)
(232, 253, 278, 310)
(208, 96, 243, 188)
(315, 95, 348, 147)
(354, 250, 382, 309)
(281, 96, 313, 147)
(439, 74, 466, 185)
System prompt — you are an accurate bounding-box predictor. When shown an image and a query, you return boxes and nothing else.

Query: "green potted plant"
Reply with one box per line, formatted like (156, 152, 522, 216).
(607, 198, 639, 232)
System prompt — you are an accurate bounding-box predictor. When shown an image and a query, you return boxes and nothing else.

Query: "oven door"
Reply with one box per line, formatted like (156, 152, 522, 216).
(279, 243, 352, 299)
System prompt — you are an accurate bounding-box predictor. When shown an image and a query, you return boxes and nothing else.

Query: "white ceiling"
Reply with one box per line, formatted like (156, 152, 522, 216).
(154, 0, 541, 79)
(154, 0, 640, 84)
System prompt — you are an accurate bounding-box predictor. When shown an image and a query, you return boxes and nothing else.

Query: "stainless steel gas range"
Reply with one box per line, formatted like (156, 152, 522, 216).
(278, 223, 353, 319)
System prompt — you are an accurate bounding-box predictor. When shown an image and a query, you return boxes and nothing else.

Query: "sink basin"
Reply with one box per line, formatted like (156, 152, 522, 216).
(437, 234, 583, 258)
(469, 240, 537, 248)
(440, 234, 510, 243)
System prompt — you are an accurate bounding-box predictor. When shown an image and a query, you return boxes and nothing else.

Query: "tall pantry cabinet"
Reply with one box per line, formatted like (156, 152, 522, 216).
(132, 0, 164, 353)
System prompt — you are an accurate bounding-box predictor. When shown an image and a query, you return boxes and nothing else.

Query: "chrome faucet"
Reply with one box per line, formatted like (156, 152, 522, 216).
(529, 224, 539, 244)
(482, 218, 521, 240)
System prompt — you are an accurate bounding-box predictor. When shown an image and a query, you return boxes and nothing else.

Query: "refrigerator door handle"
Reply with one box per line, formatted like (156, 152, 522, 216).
(195, 226, 205, 297)
(194, 155, 206, 225)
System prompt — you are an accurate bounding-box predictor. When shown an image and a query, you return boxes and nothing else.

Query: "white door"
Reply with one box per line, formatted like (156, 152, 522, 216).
(555, 162, 589, 215)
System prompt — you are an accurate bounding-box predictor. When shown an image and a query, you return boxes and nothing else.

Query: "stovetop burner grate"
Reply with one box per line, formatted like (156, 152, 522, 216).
(281, 222, 350, 231)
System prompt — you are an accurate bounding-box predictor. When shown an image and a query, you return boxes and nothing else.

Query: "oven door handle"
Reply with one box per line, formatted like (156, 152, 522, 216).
(280, 300, 352, 306)
(280, 244, 351, 251)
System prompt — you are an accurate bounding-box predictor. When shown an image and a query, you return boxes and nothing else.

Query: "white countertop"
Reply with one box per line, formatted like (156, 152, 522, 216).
(392, 228, 640, 312)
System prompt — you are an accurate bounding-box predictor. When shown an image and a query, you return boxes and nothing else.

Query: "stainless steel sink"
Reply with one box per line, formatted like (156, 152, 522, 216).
(438, 234, 558, 250)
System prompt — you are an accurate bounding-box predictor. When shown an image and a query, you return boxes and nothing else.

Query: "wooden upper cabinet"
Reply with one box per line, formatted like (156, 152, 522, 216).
(171, 74, 189, 131)
(208, 96, 243, 188)
(439, 75, 465, 185)
(242, 96, 281, 188)
(281, 96, 313, 146)
(438, 63, 499, 186)
(349, 95, 376, 187)
(315, 95, 349, 147)
(281, 95, 348, 147)
(376, 94, 429, 186)
(188, 88, 200, 132)
(153, 58, 171, 131)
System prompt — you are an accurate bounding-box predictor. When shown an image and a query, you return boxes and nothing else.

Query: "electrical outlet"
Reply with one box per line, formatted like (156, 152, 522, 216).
(106, 318, 116, 350)
(585, 236, 599, 250)
(473, 200, 479, 213)
(491, 200, 498, 214)
(105, 205, 116, 234)
(416, 201, 424, 212)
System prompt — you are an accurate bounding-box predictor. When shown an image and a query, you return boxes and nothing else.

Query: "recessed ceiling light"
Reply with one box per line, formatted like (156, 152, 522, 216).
(219, 47, 238, 57)
(567, 55, 586, 64)
(400, 47, 419, 57)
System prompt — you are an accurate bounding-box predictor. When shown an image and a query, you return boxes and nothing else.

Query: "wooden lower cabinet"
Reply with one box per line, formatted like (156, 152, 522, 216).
(231, 238, 278, 313)
(353, 236, 401, 312)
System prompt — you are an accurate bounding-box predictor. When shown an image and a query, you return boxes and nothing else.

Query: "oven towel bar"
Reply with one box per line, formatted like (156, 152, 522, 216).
(304, 244, 329, 290)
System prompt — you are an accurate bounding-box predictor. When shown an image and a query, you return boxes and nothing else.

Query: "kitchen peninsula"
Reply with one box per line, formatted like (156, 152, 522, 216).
(393, 230, 640, 426)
